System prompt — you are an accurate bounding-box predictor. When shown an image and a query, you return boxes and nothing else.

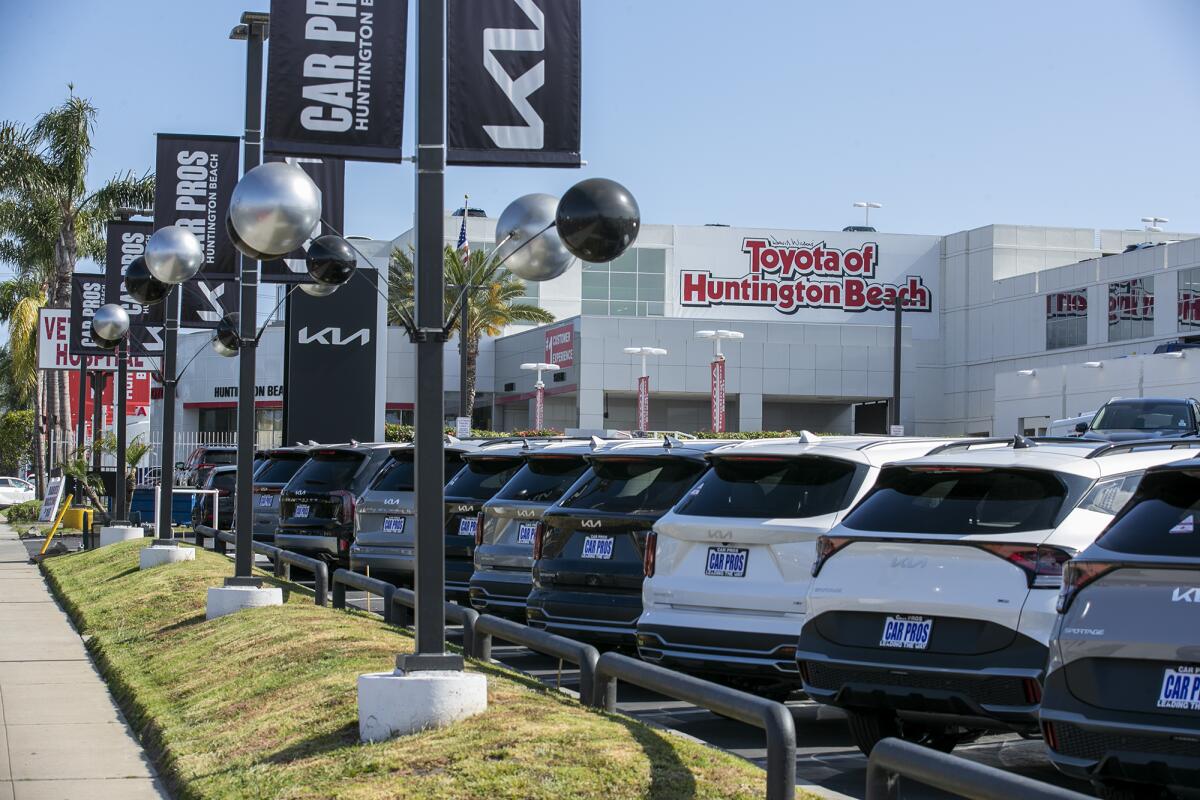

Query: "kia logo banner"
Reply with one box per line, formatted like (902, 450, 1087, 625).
(264, 0, 409, 163)
(104, 220, 163, 354)
(68, 272, 108, 356)
(261, 156, 346, 283)
(447, 0, 581, 167)
(152, 133, 240, 280)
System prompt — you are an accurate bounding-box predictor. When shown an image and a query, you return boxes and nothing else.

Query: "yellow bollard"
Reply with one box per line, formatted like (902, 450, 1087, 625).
(39, 493, 75, 556)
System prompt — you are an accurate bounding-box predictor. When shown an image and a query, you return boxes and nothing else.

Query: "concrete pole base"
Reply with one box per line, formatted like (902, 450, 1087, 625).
(139, 545, 195, 570)
(98, 525, 143, 548)
(205, 585, 283, 620)
(358, 670, 488, 742)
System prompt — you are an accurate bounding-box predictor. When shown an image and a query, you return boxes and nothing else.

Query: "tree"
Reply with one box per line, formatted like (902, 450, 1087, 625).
(389, 245, 555, 417)
(0, 410, 33, 476)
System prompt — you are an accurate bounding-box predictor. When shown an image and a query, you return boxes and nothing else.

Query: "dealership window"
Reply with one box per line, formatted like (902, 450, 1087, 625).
(1108, 278, 1154, 342)
(255, 408, 282, 449)
(198, 407, 236, 434)
(1045, 289, 1088, 349)
(1179, 267, 1200, 330)
(386, 408, 414, 425)
(581, 247, 666, 317)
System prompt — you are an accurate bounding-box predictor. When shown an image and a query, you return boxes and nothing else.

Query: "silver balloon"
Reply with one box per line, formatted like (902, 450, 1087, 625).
(299, 282, 339, 297)
(91, 303, 130, 341)
(494, 193, 576, 282)
(145, 226, 204, 284)
(213, 339, 239, 358)
(229, 162, 321, 258)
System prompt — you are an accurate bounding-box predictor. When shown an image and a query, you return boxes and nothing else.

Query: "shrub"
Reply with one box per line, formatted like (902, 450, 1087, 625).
(4, 499, 42, 523)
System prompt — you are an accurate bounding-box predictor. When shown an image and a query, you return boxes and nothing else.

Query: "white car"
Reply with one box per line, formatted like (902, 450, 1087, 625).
(797, 436, 1200, 756)
(0, 476, 35, 507)
(637, 435, 958, 699)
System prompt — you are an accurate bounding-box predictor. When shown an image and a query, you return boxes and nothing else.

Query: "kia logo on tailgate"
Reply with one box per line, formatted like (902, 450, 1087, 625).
(581, 519, 602, 529)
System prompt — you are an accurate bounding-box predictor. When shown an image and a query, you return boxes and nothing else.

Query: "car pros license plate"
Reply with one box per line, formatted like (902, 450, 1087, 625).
(705, 546, 748, 577)
(1157, 665, 1200, 710)
(257, 494, 273, 508)
(880, 615, 933, 650)
(383, 516, 405, 534)
(294, 504, 310, 519)
(517, 522, 538, 545)
(581, 535, 614, 559)
(458, 517, 478, 536)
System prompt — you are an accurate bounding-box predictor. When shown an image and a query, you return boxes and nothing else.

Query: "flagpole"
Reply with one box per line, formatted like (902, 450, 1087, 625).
(458, 194, 471, 423)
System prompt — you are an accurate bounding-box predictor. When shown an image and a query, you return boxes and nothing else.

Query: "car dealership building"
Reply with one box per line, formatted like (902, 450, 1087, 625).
(161, 214, 1199, 444)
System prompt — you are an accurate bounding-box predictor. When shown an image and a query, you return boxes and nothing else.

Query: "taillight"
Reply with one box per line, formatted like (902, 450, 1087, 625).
(977, 544, 1074, 589)
(643, 530, 658, 578)
(1022, 678, 1043, 704)
(812, 535, 852, 577)
(474, 512, 485, 547)
(1041, 720, 1059, 751)
(1057, 561, 1116, 613)
(532, 521, 545, 560)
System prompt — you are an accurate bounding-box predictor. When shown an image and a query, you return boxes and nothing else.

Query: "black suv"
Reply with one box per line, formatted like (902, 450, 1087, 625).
(526, 439, 720, 647)
(1082, 397, 1200, 441)
(275, 444, 395, 566)
(190, 465, 236, 530)
(181, 445, 237, 488)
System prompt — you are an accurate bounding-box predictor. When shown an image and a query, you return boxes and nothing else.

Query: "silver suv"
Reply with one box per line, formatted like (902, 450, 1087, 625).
(251, 447, 311, 542)
(1043, 457, 1200, 799)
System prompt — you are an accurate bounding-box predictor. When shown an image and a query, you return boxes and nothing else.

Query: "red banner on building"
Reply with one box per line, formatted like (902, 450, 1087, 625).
(710, 358, 726, 432)
(66, 370, 152, 432)
(637, 375, 650, 432)
(544, 323, 575, 368)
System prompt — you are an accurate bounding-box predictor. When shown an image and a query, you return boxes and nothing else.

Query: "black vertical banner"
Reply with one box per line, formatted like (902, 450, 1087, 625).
(284, 269, 380, 443)
(447, 0, 581, 167)
(68, 272, 107, 356)
(104, 220, 162, 354)
(264, 0, 408, 162)
(261, 156, 346, 283)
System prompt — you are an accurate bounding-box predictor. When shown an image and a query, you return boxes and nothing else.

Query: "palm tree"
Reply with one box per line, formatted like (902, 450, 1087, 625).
(389, 245, 555, 418)
(0, 277, 47, 491)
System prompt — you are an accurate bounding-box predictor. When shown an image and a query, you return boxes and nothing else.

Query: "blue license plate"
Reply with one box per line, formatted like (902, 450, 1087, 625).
(383, 516, 405, 534)
(880, 615, 932, 650)
(705, 546, 748, 577)
(581, 535, 614, 559)
(517, 522, 537, 545)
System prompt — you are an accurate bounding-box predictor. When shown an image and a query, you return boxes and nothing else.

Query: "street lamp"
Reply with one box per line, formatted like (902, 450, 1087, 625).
(853, 201, 882, 228)
(1142, 215, 1169, 234)
(695, 329, 742, 432)
(624, 346, 667, 433)
(520, 362, 558, 430)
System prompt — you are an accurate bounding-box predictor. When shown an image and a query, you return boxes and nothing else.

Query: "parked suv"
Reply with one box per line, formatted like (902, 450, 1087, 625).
(1042, 458, 1200, 799)
(276, 443, 396, 566)
(527, 439, 722, 647)
(251, 447, 311, 542)
(638, 435, 954, 698)
(469, 440, 593, 619)
(1082, 397, 1200, 441)
(797, 436, 1200, 756)
(181, 445, 237, 488)
(350, 442, 476, 587)
(191, 465, 235, 530)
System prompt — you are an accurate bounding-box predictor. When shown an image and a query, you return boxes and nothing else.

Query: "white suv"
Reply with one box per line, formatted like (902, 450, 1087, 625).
(637, 435, 956, 699)
(797, 436, 1200, 756)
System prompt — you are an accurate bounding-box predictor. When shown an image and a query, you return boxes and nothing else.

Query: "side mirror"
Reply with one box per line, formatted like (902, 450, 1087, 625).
(1074, 422, 1088, 433)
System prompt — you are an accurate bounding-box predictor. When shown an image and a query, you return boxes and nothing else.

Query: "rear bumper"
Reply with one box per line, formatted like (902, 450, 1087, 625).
(275, 533, 340, 559)
(1041, 667, 1200, 791)
(636, 607, 802, 682)
(468, 568, 533, 619)
(526, 585, 641, 647)
(797, 621, 1046, 731)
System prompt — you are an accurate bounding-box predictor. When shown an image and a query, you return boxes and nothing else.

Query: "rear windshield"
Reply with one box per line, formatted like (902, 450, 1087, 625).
(1091, 400, 1192, 432)
(494, 456, 588, 503)
(255, 455, 307, 485)
(210, 471, 236, 491)
(1097, 470, 1200, 557)
(676, 456, 861, 518)
(204, 450, 237, 465)
(288, 453, 364, 491)
(444, 457, 523, 501)
(843, 466, 1068, 534)
(561, 458, 705, 515)
(370, 453, 467, 492)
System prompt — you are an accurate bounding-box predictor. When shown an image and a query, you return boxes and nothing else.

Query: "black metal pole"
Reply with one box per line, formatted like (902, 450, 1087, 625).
(155, 287, 179, 542)
(91, 372, 104, 474)
(232, 13, 267, 583)
(115, 340, 128, 520)
(891, 295, 903, 430)
(400, 0, 458, 672)
(459, 288, 470, 421)
(74, 361, 87, 498)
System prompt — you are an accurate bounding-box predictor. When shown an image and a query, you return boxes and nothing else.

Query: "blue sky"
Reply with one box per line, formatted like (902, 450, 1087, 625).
(2, 0, 1199, 263)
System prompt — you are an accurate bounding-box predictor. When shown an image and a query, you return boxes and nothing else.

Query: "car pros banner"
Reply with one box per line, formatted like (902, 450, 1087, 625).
(261, 156, 346, 283)
(104, 220, 163, 354)
(447, 0, 581, 167)
(152, 134, 240, 280)
(68, 272, 108, 356)
(264, 0, 408, 162)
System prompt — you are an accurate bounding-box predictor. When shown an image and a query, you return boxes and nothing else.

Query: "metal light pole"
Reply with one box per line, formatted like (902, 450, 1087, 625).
(74, 359, 87, 501)
(114, 340, 128, 519)
(695, 329, 742, 433)
(155, 287, 180, 541)
(624, 346, 667, 432)
(230, 11, 269, 584)
(891, 290, 908, 434)
(520, 362, 557, 430)
(853, 200, 881, 228)
(1141, 215, 1168, 236)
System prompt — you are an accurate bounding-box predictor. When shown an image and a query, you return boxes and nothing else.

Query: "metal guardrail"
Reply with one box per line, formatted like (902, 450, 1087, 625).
(271, 550, 329, 606)
(864, 737, 1092, 800)
(471, 614, 600, 707)
(388, 587, 481, 657)
(593, 651, 796, 800)
(331, 568, 399, 625)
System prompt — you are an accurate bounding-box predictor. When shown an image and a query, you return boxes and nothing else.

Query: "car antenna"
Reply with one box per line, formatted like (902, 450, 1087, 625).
(590, 435, 604, 450)
(307, 440, 318, 446)
(1012, 434, 1038, 449)
(521, 437, 531, 450)
(663, 435, 680, 451)
(350, 439, 359, 446)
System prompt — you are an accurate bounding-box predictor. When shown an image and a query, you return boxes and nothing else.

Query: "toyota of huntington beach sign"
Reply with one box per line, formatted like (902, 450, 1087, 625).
(680, 238, 933, 316)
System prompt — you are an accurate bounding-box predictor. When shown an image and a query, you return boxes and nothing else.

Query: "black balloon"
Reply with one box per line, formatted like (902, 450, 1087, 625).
(124, 256, 170, 305)
(555, 178, 641, 263)
(226, 211, 276, 261)
(216, 312, 241, 352)
(306, 234, 357, 286)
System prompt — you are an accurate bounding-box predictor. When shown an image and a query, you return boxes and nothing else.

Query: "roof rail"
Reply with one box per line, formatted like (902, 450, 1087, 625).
(925, 437, 1017, 455)
(1084, 438, 1200, 459)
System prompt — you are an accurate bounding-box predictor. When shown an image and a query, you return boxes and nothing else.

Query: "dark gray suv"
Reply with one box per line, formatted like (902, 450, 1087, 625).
(1043, 458, 1200, 799)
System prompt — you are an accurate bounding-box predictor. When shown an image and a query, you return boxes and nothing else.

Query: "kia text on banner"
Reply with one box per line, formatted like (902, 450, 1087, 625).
(264, 0, 408, 162)
(710, 358, 726, 433)
(261, 156, 346, 283)
(39, 309, 152, 372)
(447, 0, 581, 167)
(105, 219, 163, 354)
(68, 272, 108, 356)
(152, 133, 240, 280)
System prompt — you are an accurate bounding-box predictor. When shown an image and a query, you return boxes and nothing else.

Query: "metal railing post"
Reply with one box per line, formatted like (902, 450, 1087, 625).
(313, 561, 328, 606)
(332, 578, 346, 610)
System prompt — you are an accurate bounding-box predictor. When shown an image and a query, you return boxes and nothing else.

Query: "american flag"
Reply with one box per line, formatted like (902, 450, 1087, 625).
(456, 200, 470, 260)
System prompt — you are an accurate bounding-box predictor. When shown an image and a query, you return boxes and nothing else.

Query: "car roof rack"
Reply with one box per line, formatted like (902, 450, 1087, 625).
(925, 435, 1088, 455)
(1084, 438, 1200, 459)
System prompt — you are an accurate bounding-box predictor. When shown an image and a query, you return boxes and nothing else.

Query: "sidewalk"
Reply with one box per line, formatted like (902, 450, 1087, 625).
(0, 525, 168, 800)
